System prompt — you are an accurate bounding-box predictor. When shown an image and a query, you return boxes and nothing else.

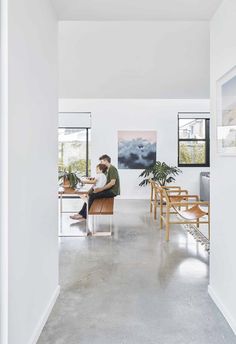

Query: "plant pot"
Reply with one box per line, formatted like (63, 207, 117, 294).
(63, 178, 70, 189)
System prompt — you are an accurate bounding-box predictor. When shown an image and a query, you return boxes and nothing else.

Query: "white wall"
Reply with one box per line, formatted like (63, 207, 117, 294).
(5, 1, 59, 343)
(59, 98, 210, 199)
(209, 0, 236, 335)
(0, 0, 8, 343)
(59, 21, 210, 99)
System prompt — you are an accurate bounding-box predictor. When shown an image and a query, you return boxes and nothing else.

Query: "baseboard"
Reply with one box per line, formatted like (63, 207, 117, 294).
(28, 285, 60, 344)
(208, 285, 236, 335)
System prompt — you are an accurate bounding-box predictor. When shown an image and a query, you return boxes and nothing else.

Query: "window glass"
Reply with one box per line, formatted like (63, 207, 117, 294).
(179, 141, 206, 165)
(179, 119, 205, 139)
(88, 129, 91, 176)
(58, 128, 90, 176)
(178, 114, 210, 167)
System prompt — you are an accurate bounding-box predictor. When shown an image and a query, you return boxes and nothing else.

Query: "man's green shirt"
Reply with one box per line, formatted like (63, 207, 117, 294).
(106, 165, 120, 196)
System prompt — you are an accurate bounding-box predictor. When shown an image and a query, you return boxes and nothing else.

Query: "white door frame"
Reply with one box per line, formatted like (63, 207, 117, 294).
(0, 0, 8, 343)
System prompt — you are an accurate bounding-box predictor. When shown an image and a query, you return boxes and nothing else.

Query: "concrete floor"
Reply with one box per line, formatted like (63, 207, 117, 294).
(38, 200, 236, 344)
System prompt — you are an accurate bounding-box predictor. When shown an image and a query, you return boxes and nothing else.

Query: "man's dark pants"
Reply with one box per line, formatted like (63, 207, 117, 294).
(79, 190, 115, 219)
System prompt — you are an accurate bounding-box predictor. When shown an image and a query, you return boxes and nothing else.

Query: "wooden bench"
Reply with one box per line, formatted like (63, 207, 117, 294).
(88, 198, 114, 236)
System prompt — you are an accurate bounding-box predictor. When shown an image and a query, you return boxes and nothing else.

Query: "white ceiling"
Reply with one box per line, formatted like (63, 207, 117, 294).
(52, 0, 222, 21)
(59, 21, 210, 99)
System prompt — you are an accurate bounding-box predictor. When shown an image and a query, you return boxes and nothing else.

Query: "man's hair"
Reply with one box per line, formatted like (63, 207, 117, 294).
(99, 154, 111, 163)
(97, 163, 108, 173)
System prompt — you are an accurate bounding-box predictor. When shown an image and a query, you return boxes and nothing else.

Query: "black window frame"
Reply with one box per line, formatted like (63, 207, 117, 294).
(177, 113, 210, 168)
(58, 126, 90, 177)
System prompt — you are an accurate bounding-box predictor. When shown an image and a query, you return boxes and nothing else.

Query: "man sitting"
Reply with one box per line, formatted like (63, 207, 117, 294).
(70, 154, 120, 220)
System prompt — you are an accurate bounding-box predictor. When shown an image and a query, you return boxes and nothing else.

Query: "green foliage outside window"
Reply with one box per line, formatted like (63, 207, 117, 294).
(179, 142, 205, 165)
(58, 128, 90, 176)
(178, 115, 210, 167)
(58, 159, 91, 176)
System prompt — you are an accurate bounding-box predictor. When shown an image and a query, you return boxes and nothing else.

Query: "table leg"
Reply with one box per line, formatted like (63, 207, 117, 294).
(93, 215, 95, 235)
(86, 199, 90, 235)
(60, 194, 63, 213)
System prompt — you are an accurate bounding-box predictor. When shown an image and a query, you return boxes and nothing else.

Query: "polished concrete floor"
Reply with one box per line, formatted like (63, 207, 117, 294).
(38, 200, 236, 344)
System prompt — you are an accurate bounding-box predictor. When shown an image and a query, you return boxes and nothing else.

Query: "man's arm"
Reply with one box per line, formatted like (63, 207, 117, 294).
(93, 179, 116, 193)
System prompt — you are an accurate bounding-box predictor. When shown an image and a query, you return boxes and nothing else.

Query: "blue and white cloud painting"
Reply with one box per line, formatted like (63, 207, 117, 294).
(118, 131, 156, 169)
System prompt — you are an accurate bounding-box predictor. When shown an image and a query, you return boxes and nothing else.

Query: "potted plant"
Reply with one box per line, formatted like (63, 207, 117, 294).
(139, 161, 182, 187)
(58, 165, 81, 189)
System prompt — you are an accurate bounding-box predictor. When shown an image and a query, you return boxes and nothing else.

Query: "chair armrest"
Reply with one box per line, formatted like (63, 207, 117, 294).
(170, 201, 209, 207)
(170, 194, 199, 200)
(167, 189, 188, 195)
(162, 186, 181, 190)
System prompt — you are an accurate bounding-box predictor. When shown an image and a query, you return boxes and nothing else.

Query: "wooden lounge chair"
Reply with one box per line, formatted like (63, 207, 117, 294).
(150, 180, 183, 220)
(160, 187, 210, 241)
(152, 182, 189, 220)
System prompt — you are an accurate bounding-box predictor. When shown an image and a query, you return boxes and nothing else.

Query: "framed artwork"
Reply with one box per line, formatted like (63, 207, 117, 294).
(118, 130, 156, 169)
(217, 65, 236, 155)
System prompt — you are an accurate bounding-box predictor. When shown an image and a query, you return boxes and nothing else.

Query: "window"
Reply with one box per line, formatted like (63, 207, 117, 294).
(58, 127, 91, 176)
(178, 113, 210, 167)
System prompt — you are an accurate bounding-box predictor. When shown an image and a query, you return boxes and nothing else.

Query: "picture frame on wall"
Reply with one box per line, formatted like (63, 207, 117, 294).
(217, 65, 236, 156)
(118, 130, 157, 169)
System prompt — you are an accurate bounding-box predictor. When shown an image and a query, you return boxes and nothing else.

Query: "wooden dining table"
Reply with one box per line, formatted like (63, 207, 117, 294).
(58, 184, 91, 214)
(58, 184, 92, 237)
